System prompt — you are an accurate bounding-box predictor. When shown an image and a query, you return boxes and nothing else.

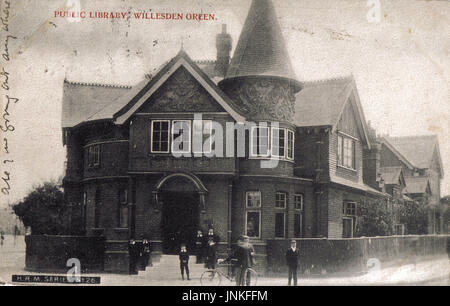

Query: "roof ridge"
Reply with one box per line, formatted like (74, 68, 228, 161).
(302, 75, 353, 85)
(64, 79, 132, 89)
(195, 59, 216, 64)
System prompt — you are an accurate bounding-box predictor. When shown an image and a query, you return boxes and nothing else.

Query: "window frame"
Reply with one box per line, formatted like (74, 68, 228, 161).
(342, 217, 354, 238)
(287, 130, 295, 160)
(118, 188, 129, 229)
(294, 213, 303, 238)
(337, 133, 356, 170)
(274, 212, 286, 238)
(150, 120, 171, 154)
(250, 126, 270, 158)
(171, 120, 192, 154)
(271, 128, 286, 158)
(275, 192, 287, 209)
(192, 119, 213, 154)
(294, 193, 304, 211)
(245, 210, 261, 239)
(246, 191, 262, 208)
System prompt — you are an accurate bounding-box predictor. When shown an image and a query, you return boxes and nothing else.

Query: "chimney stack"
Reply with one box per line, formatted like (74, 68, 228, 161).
(215, 24, 232, 78)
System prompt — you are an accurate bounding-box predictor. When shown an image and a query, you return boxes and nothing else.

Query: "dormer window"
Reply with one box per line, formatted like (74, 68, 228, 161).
(338, 133, 356, 170)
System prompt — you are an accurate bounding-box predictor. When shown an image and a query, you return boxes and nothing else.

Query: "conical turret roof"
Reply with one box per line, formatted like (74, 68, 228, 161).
(221, 0, 300, 89)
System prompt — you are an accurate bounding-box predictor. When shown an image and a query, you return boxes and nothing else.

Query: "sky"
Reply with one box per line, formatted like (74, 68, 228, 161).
(0, 0, 449, 207)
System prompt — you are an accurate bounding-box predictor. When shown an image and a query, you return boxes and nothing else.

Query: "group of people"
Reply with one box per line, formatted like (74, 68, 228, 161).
(129, 237, 152, 274)
(129, 229, 302, 286)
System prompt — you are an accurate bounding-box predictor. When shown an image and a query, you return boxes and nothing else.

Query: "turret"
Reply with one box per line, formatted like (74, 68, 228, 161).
(218, 0, 302, 123)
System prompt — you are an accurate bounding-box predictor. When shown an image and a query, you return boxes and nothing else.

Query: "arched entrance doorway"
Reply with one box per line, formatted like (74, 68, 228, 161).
(154, 173, 207, 255)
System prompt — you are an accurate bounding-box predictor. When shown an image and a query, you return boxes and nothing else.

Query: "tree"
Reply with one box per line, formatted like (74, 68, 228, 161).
(355, 198, 394, 237)
(397, 200, 428, 235)
(12, 181, 70, 235)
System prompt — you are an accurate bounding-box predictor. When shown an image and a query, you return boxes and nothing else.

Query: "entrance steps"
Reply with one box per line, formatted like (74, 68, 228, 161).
(139, 255, 206, 281)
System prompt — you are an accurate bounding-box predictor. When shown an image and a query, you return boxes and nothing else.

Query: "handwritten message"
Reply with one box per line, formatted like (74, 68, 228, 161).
(1, 0, 18, 195)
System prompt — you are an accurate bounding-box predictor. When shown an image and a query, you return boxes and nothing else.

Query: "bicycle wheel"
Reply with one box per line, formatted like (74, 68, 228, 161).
(200, 270, 222, 286)
(243, 268, 258, 286)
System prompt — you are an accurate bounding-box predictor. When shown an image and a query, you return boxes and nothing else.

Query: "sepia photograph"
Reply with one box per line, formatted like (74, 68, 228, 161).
(0, 0, 449, 292)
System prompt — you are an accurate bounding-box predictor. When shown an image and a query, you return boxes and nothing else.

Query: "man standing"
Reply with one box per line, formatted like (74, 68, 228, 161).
(179, 244, 190, 281)
(285, 240, 300, 286)
(223, 235, 255, 286)
(195, 229, 204, 264)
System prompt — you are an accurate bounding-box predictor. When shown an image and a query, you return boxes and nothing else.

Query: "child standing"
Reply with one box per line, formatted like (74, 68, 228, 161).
(179, 244, 190, 281)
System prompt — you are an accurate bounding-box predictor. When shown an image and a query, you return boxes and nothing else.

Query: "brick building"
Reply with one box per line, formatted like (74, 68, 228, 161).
(62, 0, 391, 273)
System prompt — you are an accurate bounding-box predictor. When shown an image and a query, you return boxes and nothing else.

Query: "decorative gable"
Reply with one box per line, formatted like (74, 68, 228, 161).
(138, 67, 225, 113)
(336, 98, 363, 140)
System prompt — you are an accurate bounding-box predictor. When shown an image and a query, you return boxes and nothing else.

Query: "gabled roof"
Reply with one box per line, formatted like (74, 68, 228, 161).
(380, 166, 405, 186)
(114, 50, 246, 124)
(220, 0, 300, 90)
(61, 81, 131, 128)
(293, 76, 371, 148)
(383, 135, 444, 177)
(404, 176, 432, 195)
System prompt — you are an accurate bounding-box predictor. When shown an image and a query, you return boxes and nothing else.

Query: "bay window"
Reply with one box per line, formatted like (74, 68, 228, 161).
(251, 126, 270, 157)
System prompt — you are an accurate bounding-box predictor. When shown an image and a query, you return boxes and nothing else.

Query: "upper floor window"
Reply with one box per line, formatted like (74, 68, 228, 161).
(88, 145, 100, 167)
(294, 193, 304, 210)
(192, 120, 212, 154)
(251, 126, 270, 157)
(271, 128, 286, 157)
(338, 134, 355, 170)
(343, 201, 357, 216)
(246, 191, 261, 208)
(287, 130, 294, 160)
(172, 120, 191, 153)
(151, 120, 170, 153)
(275, 192, 287, 208)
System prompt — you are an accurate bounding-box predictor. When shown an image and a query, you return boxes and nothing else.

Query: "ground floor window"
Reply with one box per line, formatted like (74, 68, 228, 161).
(118, 188, 128, 228)
(342, 217, 354, 238)
(94, 188, 101, 228)
(294, 213, 303, 238)
(342, 201, 357, 238)
(275, 213, 286, 238)
(246, 211, 260, 238)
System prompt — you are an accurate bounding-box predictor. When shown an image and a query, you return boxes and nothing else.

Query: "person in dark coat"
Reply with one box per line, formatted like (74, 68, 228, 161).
(223, 235, 255, 286)
(142, 238, 152, 268)
(179, 244, 190, 280)
(285, 240, 300, 286)
(195, 229, 204, 263)
(128, 239, 139, 275)
(205, 228, 220, 269)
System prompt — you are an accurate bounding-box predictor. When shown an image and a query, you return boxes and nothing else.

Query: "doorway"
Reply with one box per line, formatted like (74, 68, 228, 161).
(160, 191, 199, 254)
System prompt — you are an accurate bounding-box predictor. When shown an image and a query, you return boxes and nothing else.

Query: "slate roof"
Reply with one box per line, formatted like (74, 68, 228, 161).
(293, 77, 353, 127)
(384, 135, 441, 170)
(61, 81, 130, 128)
(221, 0, 300, 89)
(379, 167, 403, 185)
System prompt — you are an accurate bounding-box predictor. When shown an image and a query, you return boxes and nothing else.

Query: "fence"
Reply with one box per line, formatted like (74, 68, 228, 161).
(25, 235, 105, 273)
(266, 235, 450, 275)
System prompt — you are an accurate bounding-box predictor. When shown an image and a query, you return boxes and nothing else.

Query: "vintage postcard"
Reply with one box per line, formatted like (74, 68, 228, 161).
(0, 0, 449, 291)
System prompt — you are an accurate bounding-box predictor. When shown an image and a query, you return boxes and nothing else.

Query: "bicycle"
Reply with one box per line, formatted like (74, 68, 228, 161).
(200, 262, 258, 286)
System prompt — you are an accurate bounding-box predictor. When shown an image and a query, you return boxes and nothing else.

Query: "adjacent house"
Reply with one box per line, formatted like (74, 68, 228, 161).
(379, 135, 444, 234)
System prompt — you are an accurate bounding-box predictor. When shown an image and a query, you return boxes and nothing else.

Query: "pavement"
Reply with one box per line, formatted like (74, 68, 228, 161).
(1, 235, 449, 286)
